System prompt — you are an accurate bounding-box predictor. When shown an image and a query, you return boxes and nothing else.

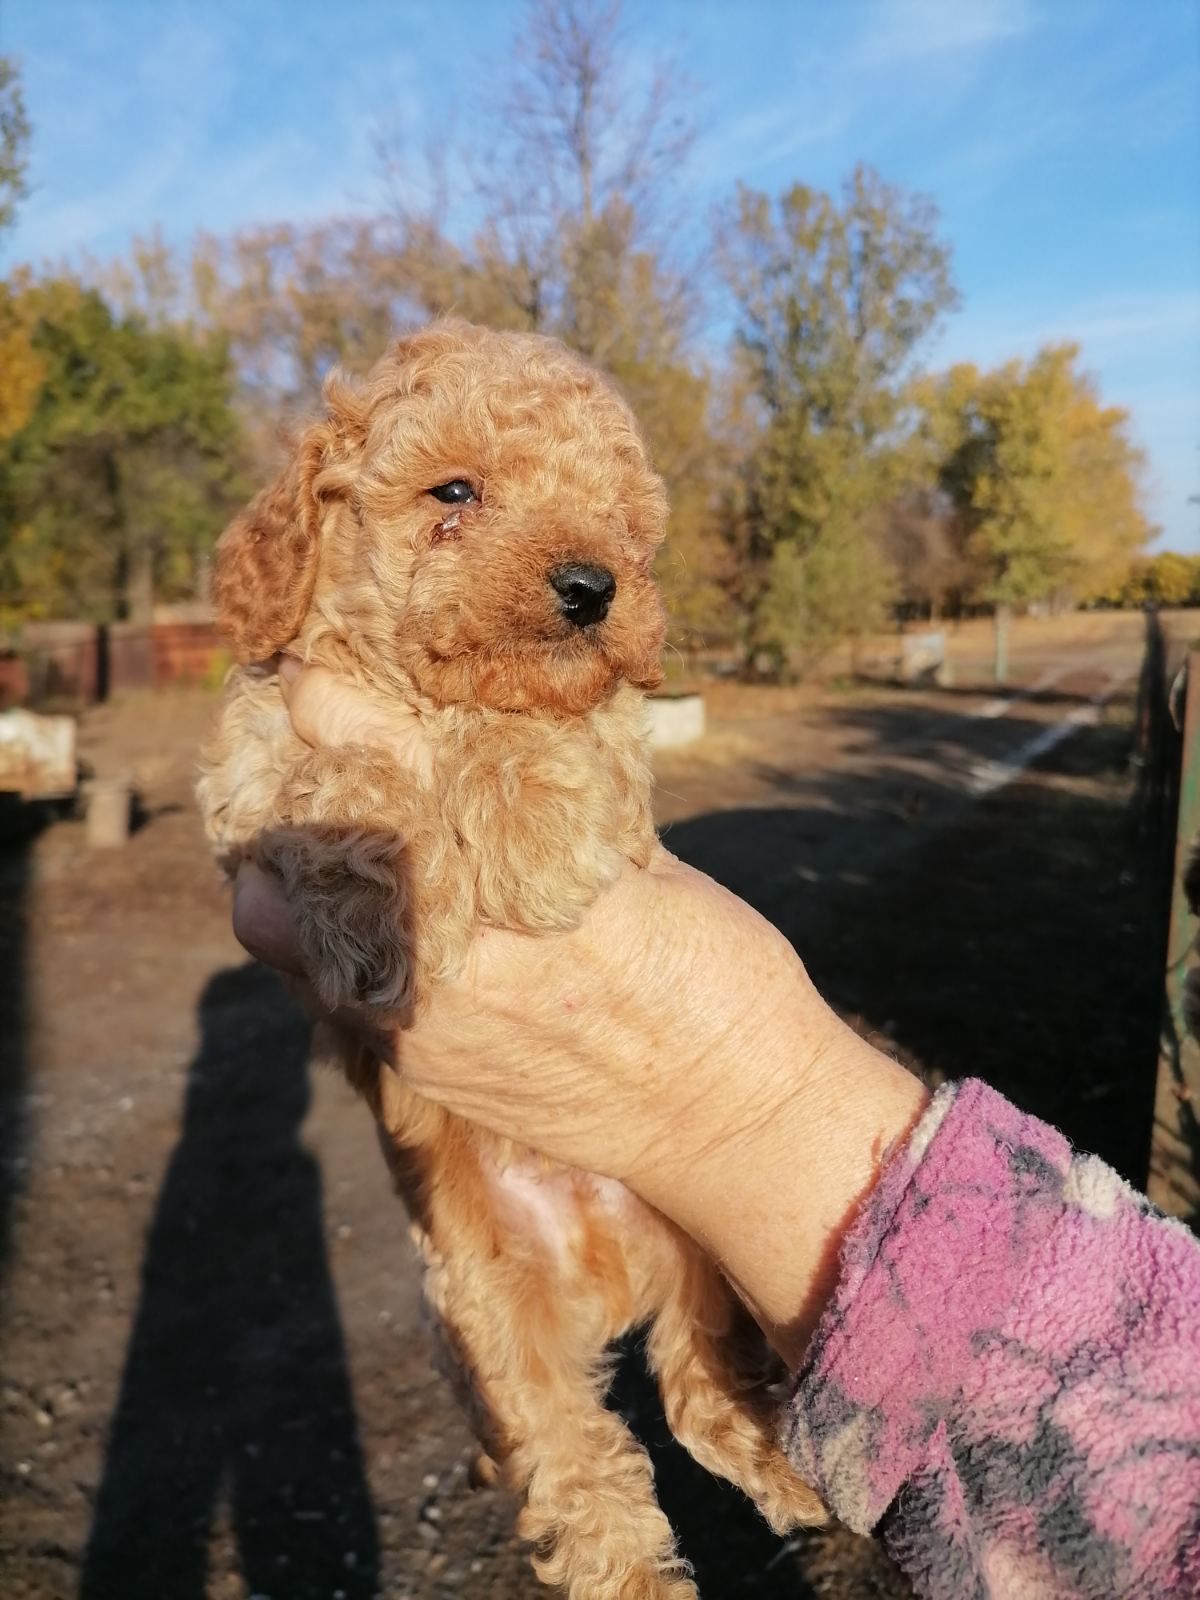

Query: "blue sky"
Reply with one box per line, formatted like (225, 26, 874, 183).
(3, 0, 1198, 548)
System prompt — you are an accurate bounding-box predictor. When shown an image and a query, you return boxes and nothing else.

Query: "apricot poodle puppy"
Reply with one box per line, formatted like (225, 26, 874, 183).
(198, 320, 823, 1598)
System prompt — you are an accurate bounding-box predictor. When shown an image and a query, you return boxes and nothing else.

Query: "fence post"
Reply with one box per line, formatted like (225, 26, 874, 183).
(1148, 648, 1200, 1221)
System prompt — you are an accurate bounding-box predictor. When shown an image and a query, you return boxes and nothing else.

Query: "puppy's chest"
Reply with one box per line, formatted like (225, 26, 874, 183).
(429, 715, 639, 936)
(482, 1157, 642, 1267)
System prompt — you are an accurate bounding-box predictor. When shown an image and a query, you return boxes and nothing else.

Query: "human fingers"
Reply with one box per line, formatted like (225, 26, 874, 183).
(232, 860, 306, 974)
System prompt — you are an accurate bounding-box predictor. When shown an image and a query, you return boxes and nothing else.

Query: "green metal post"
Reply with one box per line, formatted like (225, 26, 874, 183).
(1148, 649, 1200, 1220)
(993, 605, 1010, 687)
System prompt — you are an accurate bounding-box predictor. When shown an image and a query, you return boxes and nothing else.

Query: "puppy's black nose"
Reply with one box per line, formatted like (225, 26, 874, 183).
(548, 562, 616, 627)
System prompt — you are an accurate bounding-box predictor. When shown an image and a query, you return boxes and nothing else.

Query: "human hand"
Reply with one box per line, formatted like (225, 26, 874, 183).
(233, 662, 928, 1360)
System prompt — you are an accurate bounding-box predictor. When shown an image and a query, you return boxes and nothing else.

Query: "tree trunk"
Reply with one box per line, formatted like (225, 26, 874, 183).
(993, 603, 1011, 686)
(125, 541, 155, 626)
(194, 545, 213, 606)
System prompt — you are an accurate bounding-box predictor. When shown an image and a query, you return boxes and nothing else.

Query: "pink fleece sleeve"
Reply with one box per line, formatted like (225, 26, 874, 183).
(781, 1079, 1200, 1599)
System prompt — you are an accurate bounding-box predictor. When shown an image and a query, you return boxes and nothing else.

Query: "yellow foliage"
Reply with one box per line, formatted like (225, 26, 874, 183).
(918, 344, 1154, 607)
(0, 273, 44, 439)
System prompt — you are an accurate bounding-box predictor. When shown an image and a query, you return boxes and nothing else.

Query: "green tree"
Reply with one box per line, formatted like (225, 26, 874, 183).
(1144, 551, 1197, 607)
(0, 278, 245, 627)
(920, 345, 1154, 677)
(0, 56, 30, 238)
(718, 164, 958, 674)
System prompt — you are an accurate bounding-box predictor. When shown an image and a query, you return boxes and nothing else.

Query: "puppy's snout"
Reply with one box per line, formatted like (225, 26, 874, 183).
(548, 563, 616, 627)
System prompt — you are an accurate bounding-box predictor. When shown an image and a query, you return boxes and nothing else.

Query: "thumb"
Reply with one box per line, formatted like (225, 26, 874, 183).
(278, 657, 433, 778)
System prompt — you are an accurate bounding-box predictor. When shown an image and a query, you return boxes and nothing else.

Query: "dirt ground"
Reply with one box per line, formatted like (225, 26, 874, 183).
(0, 609, 1177, 1598)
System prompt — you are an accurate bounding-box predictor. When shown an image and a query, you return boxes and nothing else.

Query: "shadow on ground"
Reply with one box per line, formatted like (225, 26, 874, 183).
(0, 801, 35, 1271)
(80, 963, 380, 1600)
(667, 696, 1160, 1177)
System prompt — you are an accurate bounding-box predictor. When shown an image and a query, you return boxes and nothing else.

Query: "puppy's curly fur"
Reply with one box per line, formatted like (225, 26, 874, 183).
(199, 321, 824, 1598)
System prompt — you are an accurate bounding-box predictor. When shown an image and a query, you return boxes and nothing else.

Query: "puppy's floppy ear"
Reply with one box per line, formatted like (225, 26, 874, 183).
(626, 605, 667, 694)
(212, 424, 331, 663)
(213, 377, 367, 663)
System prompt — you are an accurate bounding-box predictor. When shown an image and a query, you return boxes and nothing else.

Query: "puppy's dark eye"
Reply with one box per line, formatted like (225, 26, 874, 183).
(428, 480, 477, 505)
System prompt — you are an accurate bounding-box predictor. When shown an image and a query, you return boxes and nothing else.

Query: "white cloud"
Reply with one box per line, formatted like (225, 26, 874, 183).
(10, 137, 189, 266)
(855, 0, 1036, 68)
(936, 289, 1200, 371)
(695, 96, 852, 186)
(693, 0, 1042, 198)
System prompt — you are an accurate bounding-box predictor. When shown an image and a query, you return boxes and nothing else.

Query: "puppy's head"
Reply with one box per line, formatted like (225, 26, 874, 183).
(214, 321, 667, 715)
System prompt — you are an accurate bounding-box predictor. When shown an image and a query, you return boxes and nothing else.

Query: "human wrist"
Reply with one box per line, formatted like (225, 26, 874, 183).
(629, 973, 929, 1367)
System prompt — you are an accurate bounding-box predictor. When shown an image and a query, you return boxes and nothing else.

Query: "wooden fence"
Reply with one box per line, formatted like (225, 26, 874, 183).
(7, 621, 228, 708)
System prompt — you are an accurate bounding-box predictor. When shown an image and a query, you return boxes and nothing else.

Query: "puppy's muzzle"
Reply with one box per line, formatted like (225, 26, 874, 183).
(549, 562, 616, 627)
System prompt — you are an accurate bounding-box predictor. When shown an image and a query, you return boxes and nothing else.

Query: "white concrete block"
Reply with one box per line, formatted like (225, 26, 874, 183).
(646, 694, 706, 749)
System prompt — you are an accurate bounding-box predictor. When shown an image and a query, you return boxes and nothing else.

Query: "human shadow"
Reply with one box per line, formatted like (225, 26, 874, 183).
(81, 962, 379, 1600)
(0, 796, 39, 1339)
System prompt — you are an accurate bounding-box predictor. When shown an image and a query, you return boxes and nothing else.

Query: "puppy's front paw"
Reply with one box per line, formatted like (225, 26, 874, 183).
(259, 825, 415, 1014)
(750, 1455, 827, 1533)
(615, 1567, 698, 1600)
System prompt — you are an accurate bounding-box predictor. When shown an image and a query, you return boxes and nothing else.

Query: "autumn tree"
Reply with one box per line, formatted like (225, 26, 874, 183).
(0, 77, 246, 632)
(137, 0, 701, 423)
(0, 278, 245, 627)
(380, 0, 694, 348)
(0, 271, 43, 443)
(1142, 551, 1196, 607)
(719, 164, 958, 675)
(1093, 553, 1200, 609)
(94, 221, 409, 413)
(919, 344, 1154, 678)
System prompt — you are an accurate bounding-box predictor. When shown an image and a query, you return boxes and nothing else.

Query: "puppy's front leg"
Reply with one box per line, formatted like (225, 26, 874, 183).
(262, 746, 468, 1015)
(647, 1251, 826, 1534)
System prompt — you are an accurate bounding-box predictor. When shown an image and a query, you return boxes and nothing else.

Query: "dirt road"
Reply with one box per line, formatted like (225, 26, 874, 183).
(0, 611, 1171, 1598)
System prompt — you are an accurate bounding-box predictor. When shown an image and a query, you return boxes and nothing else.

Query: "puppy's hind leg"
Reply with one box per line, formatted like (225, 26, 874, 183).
(647, 1248, 826, 1534)
(429, 1255, 697, 1600)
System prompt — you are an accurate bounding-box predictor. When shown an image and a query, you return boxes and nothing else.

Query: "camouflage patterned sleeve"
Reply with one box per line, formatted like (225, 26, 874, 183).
(781, 1079, 1200, 1599)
